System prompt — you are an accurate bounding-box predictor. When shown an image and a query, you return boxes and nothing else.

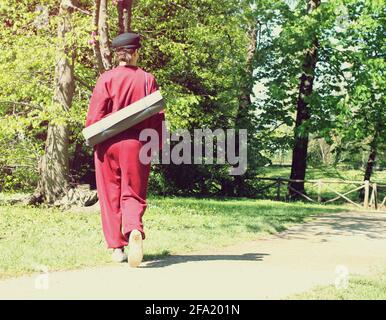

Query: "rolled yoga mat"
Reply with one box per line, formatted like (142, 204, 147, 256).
(82, 90, 165, 147)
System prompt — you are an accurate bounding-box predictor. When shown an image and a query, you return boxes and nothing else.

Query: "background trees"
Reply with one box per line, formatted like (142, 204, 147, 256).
(333, 0, 385, 184)
(253, 0, 385, 196)
(0, 0, 384, 200)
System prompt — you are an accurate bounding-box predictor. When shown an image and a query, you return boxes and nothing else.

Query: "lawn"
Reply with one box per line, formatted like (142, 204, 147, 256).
(289, 268, 386, 300)
(0, 197, 346, 280)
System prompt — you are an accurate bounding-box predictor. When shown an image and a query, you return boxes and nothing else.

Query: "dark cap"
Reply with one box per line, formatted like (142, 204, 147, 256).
(111, 32, 141, 49)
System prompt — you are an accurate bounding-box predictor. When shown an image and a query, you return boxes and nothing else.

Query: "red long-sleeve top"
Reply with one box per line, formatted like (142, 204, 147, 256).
(85, 65, 165, 143)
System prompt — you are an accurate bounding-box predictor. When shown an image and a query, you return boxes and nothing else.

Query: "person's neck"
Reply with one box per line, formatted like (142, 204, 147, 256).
(119, 62, 137, 67)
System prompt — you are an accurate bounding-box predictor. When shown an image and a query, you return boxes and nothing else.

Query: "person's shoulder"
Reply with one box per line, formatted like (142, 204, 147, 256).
(100, 67, 118, 79)
(95, 67, 126, 87)
(94, 69, 113, 84)
(138, 67, 156, 79)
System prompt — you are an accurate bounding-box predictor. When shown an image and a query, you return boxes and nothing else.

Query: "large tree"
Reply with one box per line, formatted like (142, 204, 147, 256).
(253, 0, 368, 197)
(39, 0, 135, 203)
(38, 1, 76, 203)
(287, 0, 321, 199)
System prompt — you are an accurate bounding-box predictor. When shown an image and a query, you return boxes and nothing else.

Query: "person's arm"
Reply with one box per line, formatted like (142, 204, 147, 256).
(147, 73, 158, 94)
(148, 74, 166, 150)
(85, 76, 111, 128)
(148, 74, 165, 115)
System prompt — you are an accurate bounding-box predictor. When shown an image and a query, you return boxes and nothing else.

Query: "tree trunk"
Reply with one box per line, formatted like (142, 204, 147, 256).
(236, 24, 257, 125)
(359, 133, 378, 200)
(39, 1, 75, 204)
(92, 0, 105, 74)
(231, 24, 258, 196)
(118, 0, 133, 34)
(98, 0, 112, 70)
(363, 117, 382, 183)
(288, 0, 320, 200)
(364, 141, 377, 182)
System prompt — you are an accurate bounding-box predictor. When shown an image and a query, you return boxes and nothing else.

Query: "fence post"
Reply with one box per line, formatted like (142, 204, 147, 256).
(364, 180, 370, 209)
(317, 180, 322, 203)
(369, 187, 374, 208)
(373, 183, 378, 210)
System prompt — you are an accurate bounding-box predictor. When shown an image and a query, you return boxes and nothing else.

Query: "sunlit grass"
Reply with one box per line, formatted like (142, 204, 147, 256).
(289, 268, 386, 300)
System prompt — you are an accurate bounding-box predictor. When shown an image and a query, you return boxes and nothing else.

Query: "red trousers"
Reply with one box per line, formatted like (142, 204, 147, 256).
(94, 131, 150, 249)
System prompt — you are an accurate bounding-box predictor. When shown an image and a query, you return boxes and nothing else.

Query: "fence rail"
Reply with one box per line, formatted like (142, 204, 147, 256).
(255, 178, 386, 211)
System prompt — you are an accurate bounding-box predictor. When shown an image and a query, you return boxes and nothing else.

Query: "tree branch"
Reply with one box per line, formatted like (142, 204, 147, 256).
(62, 0, 92, 15)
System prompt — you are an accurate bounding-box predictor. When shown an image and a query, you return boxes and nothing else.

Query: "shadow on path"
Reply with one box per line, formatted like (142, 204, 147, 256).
(142, 253, 269, 268)
(277, 213, 386, 241)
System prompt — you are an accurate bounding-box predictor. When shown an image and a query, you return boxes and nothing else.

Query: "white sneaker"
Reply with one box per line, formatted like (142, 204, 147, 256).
(128, 230, 143, 268)
(111, 248, 127, 263)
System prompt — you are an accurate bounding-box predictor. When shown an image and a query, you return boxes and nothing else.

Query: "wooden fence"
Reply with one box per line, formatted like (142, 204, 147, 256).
(255, 178, 386, 211)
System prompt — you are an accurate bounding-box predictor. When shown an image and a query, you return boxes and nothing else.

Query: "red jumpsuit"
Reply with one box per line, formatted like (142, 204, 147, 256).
(85, 65, 165, 249)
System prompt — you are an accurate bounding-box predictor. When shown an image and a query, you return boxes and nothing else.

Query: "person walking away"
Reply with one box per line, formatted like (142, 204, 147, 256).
(85, 33, 165, 267)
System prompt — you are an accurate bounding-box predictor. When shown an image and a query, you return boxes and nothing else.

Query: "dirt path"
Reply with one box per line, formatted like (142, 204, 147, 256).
(0, 211, 385, 299)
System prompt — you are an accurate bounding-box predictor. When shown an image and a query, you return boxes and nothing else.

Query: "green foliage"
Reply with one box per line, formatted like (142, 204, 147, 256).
(0, 0, 259, 194)
(0, 1, 56, 190)
(0, 0, 384, 193)
(254, 0, 385, 169)
(330, 0, 385, 165)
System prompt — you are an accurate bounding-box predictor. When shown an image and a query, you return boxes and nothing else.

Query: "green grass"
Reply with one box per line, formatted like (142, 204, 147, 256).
(289, 268, 386, 300)
(0, 197, 346, 280)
